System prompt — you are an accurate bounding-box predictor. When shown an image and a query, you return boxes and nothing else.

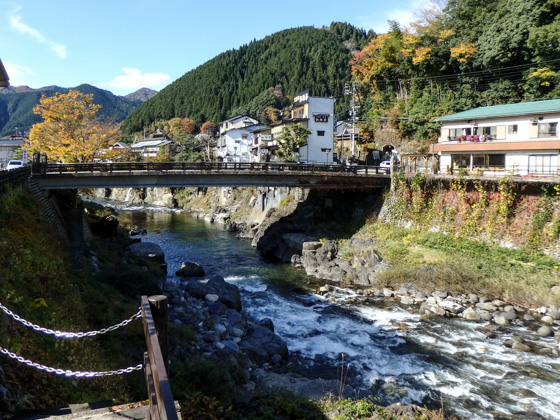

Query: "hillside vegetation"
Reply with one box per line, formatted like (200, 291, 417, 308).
(0, 84, 147, 137)
(121, 23, 374, 133)
(352, 0, 560, 145)
(124, 0, 560, 149)
(0, 187, 146, 413)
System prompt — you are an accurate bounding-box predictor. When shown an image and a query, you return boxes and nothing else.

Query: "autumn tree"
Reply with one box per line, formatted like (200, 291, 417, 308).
(27, 90, 118, 162)
(167, 117, 196, 139)
(200, 121, 217, 136)
(276, 123, 311, 162)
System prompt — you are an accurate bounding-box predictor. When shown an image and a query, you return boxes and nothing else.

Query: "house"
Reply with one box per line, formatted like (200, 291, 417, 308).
(431, 99, 560, 176)
(216, 115, 263, 162)
(334, 120, 360, 163)
(130, 137, 171, 159)
(250, 126, 276, 162)
(271, 91, 335, 163)
(0, 137, 24, 168)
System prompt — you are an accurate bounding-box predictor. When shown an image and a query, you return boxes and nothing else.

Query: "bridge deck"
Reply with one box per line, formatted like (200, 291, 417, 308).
(31, 162, 392, 189)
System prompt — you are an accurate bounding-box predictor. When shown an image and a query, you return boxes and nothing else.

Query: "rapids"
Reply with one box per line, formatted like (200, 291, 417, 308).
(119, 207, 560, 419)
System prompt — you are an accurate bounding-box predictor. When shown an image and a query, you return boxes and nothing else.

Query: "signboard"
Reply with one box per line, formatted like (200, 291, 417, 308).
(293, 90, 309, 106)
(261, 134, 272, 141)
(22, 148, 28, 165)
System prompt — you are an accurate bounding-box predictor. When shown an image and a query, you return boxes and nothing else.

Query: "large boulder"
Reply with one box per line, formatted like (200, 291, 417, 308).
(239, 323, 288, 363)
(127, 242, 165, 265)
(175, 261, 205, 278)
(89, 214, 120, 237)
(184, 275, 242, 311)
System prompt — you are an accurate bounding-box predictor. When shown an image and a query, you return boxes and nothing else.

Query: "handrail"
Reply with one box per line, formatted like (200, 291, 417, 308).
(141, 295, 177, 420)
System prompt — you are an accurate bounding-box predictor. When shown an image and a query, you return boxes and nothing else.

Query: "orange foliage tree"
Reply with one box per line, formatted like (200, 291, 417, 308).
(26, 90, 118, 162)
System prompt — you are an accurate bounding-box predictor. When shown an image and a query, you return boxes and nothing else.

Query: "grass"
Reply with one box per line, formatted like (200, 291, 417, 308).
(362, 222, 560, 307)
(0, 187, 146, 413)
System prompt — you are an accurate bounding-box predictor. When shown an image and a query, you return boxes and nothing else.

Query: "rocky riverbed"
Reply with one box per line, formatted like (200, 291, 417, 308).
(316, 283, 560, 357)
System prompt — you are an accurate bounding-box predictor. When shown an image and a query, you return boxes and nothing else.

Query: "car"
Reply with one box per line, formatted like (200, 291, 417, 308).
(5, 160, 23, 170)
(379, 160, 391, 168)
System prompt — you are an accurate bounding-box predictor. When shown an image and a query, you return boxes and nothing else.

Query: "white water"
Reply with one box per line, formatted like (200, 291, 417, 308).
(114, 207, 560, 420)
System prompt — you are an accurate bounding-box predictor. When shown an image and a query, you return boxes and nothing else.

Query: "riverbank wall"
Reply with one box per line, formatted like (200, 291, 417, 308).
(90, 181, 560, 303)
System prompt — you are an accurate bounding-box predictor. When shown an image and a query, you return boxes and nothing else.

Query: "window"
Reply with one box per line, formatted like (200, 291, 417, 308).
(488, 154, 505, 167)
(242, 134, 248, 140)
(508, 124, 518, 134)
(529, 154, 556, 174)
(474, 126, 497, 139)
(314, 114, 329, 123)
(448, 128, 462, 140)
(317, 130, 325, 136)
(482, 126, 496, 139)
(538, 122, 557, 138)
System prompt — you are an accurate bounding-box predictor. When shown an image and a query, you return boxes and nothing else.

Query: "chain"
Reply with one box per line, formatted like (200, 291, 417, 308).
(0, 346, 143, 377)
(0, 301, 142, 338)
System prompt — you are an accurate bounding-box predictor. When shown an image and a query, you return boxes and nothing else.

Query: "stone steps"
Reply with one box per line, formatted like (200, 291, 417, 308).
(27, 178, 69, 241)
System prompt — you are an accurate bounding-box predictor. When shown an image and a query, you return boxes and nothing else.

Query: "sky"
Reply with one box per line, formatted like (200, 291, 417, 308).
(0, 0, 429, 96)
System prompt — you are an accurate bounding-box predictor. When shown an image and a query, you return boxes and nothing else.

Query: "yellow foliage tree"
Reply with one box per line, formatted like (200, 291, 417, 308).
(450, 43, 476, 63)
(26, 90, 118, 162)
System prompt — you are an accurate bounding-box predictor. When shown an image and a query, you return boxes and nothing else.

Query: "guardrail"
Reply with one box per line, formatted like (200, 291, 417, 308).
(32, 161, 391, 176)
(141, 295, 178, 420)
(0, 166, 31, 192)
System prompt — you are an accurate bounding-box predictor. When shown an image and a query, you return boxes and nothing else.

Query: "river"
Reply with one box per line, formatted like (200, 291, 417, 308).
(116, 206, 560, 420)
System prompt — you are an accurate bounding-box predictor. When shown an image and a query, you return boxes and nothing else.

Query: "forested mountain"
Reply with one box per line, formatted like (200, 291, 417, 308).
(0, 85, 150, 137)
(121, 23, 374, 134)
(351, 0, 560, 145)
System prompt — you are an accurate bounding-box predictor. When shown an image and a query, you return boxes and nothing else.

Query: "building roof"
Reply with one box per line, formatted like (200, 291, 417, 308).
(0, 58, 9, 87)
(131, 139, 171, 148)
(435, 99, 560, 122)
(246, 124, 268, 133)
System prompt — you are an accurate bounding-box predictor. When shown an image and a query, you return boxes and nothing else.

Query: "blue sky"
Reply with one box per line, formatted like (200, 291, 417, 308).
(1, 0, 428, 96)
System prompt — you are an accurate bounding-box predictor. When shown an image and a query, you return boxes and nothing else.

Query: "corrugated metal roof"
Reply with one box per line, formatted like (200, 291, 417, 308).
(435, 99, 560, 122)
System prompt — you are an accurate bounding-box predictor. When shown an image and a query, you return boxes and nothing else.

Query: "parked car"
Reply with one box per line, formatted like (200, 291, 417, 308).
(5, 160, 23, 170)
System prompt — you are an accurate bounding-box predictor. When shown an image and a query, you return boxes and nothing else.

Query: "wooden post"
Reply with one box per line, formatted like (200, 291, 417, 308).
(148, 295, 170, 373)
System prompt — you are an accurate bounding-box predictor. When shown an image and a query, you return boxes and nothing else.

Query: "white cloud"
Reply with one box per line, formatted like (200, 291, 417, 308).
(108, 68, 171, 92)
(358, 0, 429, 34)
(3, 61, 33, 86)
(9, 6, 67, 59)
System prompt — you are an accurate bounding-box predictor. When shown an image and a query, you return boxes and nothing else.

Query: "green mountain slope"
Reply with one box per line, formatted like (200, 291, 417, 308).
(121, 23, 373, 134)
(0, 84, 147, 137)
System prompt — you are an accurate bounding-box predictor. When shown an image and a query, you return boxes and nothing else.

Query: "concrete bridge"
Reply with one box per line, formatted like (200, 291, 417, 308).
(29, 161, 392, 190)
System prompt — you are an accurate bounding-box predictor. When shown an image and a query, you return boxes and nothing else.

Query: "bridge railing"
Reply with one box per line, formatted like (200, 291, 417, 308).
(33, 161, 391, 176)
(0, 166, 31, 192)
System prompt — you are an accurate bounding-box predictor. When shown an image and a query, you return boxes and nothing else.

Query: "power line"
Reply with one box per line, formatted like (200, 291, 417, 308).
(369, 59, 560, 90)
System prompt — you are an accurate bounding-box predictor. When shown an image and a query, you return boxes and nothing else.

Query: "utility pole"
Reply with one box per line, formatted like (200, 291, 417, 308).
(345, 82, 358, 163)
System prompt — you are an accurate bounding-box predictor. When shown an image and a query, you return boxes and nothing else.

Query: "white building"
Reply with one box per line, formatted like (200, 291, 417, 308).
(431, 99, 560, 176)
(251, 126, 277, 162)
(217, 115, 264, 162)
(130, 137, 171, 159)
(270, 91, 335, 163)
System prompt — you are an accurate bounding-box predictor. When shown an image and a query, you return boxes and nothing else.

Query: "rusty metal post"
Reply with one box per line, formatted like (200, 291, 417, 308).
(148, 295, 170, 373)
